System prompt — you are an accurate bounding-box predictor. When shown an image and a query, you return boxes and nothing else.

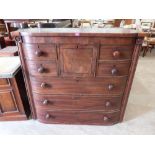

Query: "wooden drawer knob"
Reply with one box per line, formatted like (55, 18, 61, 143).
(45, 113, 55, 119)
(38, 66, 44, 73)
(45, 113, 50, 119)
(105, 101, 111, 107)
(111, 68, 118, 75)
(41, 82, 47, 88)
(35, 50, 42, 57)
(103, 116, 109, 122)
(108, 84, 114, 90)
(113, 51, 120, 58)
(42, 99, 48, 105)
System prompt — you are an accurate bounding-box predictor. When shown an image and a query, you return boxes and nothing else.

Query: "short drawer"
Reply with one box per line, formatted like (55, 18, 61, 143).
(30, 77, 127, 95)
(22, 44, 57, 60)
(33, 93, 122, 111)
(37, 109, 120, 125)
(96, 60, 131, 77)
(25, 60, 58, 77)
(99, 46, 134, 60)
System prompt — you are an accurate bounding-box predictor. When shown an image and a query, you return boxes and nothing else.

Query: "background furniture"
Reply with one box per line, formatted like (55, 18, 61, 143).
(37, 23, 56, 28)
(0, 46, 18, 56)
(0, 35, 6, 49)
(0, 57, 30, 120)
(17, 28, 142, 125)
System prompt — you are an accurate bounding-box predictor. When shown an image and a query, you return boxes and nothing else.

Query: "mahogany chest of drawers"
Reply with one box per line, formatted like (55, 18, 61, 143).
(17, 28, 142, 125)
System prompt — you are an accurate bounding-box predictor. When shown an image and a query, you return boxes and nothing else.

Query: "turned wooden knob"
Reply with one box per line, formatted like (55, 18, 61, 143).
(45, 113, 50, 119)
(42, 99, 48, 105)
(113, 51, 120, 58)
(103, 116, 109, 121)
(35, 50, 42, 57)
(45, 114, 55, 119)
(38, 66, 44, 73)
(105, 101, 111, 107)
(111, 68, 118, 75)
(40, 82, 47, 88)
(108, 84, 114, 90)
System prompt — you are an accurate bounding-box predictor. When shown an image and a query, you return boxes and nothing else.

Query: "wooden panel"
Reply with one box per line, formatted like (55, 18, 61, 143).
(59, 45, 97, 77)
(22, 44, 57, 60)
(96, 61, 131, 77)
(0, 90, 18, 113)
(33, 93, 122, 111)
(30, 77, 127, 95)
(37, 109, 120, 125)
(0, 79, 10, 87)
(99, 46, 134, 60)
(25, 60, 58, 77)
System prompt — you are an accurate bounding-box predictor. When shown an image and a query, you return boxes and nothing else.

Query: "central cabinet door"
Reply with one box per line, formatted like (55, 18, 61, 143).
(59, 44, 97, 77)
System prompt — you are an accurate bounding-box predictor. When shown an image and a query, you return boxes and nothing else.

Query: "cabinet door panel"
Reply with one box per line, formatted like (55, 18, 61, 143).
(0, 90, 18, 113)
(59, 45, 97, 77)
(0, 79, 10, 88)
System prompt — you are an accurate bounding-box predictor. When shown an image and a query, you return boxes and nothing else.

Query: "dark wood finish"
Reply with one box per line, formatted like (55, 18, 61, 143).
(96, 60, 131, 77)
(33, 93, 122, 111)
(17, 28, 142, 125)
(22, 44, 57, 60)
(30, 76, 127, 95)
(0, 70, 30, 121)
(37, 110, 120, 125)
(0, 35, 6, 49)
(99, 46, 134, 60)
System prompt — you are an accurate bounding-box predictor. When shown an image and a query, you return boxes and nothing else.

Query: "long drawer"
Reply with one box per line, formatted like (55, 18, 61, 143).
(37, 109, 120, 125)
(30, 77, 127, 95)
(33, 93, 122, 111)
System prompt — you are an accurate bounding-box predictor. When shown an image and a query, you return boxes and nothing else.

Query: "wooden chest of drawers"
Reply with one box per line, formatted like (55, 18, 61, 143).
(17, 28, 142, 125)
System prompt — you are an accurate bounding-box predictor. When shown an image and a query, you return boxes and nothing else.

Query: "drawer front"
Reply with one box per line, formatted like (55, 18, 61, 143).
(33, 93, 122, 111)
(96, 61, 131, 77)
(37, 109, 120, 125)
(99, 46, 134, 60)
(25, 60, 58, 76)
(22, 36, 135, 45)
(22, 44, 57, 60)
(30, 77, 127, 95)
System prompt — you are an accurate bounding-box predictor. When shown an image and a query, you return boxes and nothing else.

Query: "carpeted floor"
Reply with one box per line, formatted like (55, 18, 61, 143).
(0, 51, 155, 135)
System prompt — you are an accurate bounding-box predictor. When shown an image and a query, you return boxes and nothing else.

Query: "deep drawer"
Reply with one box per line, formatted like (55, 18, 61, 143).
(30, 77, 127, 95)
(37, 109, 120, 125)
(33, 93, 122, 111)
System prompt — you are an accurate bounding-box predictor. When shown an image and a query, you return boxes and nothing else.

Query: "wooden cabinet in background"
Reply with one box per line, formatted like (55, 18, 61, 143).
(0, 57, 30, 121)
